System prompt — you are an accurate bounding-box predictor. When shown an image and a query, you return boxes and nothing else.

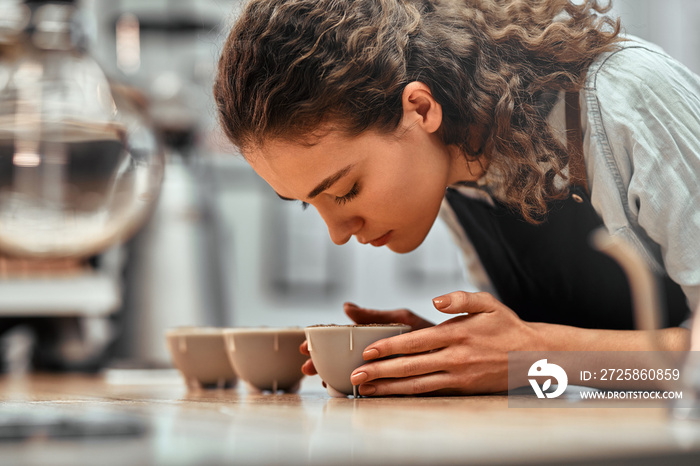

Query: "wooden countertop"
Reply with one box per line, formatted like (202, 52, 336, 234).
(2, 371, 700, 465)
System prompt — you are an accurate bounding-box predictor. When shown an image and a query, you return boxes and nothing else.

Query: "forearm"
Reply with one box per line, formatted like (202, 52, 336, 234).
(530, 322, 691, 352)
(523, 323, 690, 391)
(692, 317, 700, 351)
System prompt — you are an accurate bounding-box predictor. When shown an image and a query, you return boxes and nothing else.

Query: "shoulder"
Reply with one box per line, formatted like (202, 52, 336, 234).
(587, 36, 681, 86)
(585, 35, 700, 106)
(583, 35, 700, 167)
(582, 35, 700, 198)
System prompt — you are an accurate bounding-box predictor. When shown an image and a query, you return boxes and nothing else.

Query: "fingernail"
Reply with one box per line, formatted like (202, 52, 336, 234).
(359, 384, 376, 396)
(351, 371, 368, 385)
(363, 348, 379, 360)
(433, 295, 451, 310)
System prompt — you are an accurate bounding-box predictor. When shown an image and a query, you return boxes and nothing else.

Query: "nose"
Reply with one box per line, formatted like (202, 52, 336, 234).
(318, 210, 364, 245)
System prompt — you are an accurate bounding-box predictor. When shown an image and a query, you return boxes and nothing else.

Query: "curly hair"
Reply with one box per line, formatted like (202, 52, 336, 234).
(214, 0, 622, 223)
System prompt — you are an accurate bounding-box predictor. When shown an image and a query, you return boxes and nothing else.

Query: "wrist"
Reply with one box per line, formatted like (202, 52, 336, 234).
(526, 321, 556, 352)
(527, 321, 590, 352)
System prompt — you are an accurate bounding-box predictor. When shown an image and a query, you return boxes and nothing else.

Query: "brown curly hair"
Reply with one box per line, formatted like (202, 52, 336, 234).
(214, 0, 622, 222)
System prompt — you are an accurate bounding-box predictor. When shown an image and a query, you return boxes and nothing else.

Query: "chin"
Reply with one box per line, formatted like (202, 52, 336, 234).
(386, 234, 426, 254)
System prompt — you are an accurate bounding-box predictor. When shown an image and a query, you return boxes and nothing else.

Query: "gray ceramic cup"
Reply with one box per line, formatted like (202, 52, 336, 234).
(305, 324, 411, 397)
(165, 327, 237, 390)
(223, 327, 307, 393)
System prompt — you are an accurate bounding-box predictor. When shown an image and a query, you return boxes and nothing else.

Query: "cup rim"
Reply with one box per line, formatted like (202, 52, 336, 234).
(222, 327, 306, 335)
(165, 326, 225, 336)
(305, 323, 411, 330)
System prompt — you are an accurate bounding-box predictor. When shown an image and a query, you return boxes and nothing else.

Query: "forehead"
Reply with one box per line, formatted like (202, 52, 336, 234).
(246, 131, 340, 167)
(244, 131, 365, 196)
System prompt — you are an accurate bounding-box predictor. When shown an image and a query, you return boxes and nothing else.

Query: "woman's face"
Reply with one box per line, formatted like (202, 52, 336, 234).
(247, 121, 482, 253)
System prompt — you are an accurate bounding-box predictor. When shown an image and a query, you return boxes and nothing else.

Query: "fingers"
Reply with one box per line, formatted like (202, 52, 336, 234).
(351, 351, 441, 385)
(299, 340, 310, 356)
(299, 341, 317, 375)
(360, 326, 446, 361)
(344, 302, 434, 330)
(301, 358, 317, 376)
(344, 302, 406, 324)
(349, 350, 467, 396)
(432, 291, 500, 315)
(356, 372, 455, 396)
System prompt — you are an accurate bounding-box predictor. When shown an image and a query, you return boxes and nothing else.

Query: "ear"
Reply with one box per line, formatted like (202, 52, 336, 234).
(401, 81, 442, 134)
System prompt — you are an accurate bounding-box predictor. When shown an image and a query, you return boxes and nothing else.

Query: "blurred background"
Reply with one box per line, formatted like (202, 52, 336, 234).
(0, 0, 698, 372)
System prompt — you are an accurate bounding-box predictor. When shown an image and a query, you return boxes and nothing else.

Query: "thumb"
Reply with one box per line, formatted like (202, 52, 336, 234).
(432, 291, 499, 315)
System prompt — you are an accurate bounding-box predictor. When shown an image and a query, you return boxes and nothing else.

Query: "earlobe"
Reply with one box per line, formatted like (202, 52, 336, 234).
(401, 81, 442, 134)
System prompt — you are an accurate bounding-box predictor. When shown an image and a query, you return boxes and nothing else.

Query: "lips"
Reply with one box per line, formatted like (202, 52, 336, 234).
(368, 230, 393, 247)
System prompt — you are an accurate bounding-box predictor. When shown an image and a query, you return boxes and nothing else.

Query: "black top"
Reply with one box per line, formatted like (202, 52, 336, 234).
(445, 185, 690, 329)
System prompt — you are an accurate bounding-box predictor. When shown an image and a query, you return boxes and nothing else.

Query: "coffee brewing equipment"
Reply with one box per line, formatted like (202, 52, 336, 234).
(0, 0, 164, 259)
(0, 0, 164, 372)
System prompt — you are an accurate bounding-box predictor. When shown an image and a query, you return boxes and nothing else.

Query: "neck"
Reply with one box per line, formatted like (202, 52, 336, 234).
(446, 144, 487, 186)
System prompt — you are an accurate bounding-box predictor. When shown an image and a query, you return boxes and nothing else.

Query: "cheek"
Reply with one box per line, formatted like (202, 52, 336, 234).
(359, 143, 449, 226)
(364, 178, 416, 218)
(366, 173, 444, 224)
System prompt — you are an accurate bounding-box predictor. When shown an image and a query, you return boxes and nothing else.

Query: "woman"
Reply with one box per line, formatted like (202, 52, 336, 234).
(214, 0, 700, 395)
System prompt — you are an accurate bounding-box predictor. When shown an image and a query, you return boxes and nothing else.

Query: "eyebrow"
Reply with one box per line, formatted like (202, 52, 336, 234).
(275, 164, 354, 201)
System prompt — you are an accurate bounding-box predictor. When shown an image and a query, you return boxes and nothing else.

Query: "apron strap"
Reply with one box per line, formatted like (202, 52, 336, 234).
(565, 91, 589, 196)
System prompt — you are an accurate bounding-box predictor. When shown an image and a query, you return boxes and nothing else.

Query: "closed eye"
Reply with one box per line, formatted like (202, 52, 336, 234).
(275, 191, 310, 210)
(334, 183, 359, 206)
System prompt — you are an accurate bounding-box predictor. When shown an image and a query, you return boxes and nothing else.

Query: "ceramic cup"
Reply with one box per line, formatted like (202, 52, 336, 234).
(305, 324, 411, 397)
(165, 327, 237, 390)
(223, 327, 307, 393)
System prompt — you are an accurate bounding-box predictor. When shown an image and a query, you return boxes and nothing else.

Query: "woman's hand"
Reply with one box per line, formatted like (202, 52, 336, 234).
(299, 302, 434, 376)
(349, 291, 543, 396)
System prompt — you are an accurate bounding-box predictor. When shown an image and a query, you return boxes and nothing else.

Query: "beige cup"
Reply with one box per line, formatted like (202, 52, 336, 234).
(305, 324, 411, 397)
(165, 327, 237, 390)
(223, 327, 307, 393)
